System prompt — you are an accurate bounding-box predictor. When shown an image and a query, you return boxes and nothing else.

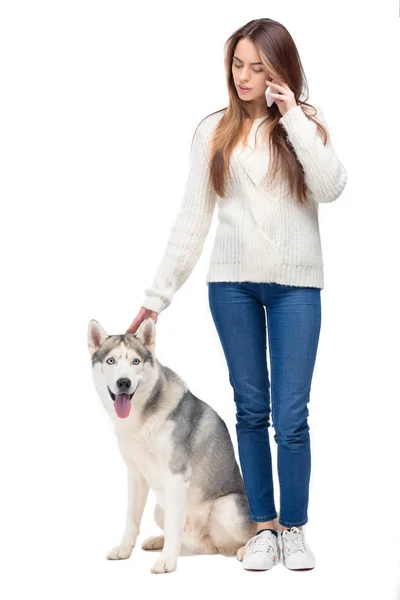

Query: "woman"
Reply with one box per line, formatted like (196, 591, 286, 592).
(126, 17, 347, 571)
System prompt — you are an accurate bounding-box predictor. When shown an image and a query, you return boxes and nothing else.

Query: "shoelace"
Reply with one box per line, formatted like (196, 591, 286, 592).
(246, 532, 276, 555)
(282, 527, 307, 555)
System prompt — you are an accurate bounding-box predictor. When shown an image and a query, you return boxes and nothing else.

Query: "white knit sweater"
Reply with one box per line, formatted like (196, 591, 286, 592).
(142, 104, 347, 314)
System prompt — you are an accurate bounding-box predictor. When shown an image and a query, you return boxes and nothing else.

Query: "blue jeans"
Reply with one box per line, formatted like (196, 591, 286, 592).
(208, 282, 321, 527)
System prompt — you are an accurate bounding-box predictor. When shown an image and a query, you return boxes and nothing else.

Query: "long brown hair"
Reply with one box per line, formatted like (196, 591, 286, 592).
(196, 18, 329, 205)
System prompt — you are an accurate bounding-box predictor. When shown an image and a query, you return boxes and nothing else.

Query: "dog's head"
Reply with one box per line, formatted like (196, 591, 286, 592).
(87, 317, 156, 419)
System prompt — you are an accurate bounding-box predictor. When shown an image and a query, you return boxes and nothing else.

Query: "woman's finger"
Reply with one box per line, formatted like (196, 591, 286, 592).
(265, 79, 285, 90)
(268, 92, 286, 99)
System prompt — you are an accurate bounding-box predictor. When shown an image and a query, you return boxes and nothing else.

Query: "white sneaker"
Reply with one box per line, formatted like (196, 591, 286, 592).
(280, 527, 315, 570)
(241, 530, 280, 571)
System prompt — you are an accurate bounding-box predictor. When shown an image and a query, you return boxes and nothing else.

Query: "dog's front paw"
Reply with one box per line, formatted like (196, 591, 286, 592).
(106, 544, 134, 560)
(150, 556, 177, 574)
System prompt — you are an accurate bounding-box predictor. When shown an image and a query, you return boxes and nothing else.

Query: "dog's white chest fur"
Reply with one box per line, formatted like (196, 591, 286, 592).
(115, 419, 177, 507)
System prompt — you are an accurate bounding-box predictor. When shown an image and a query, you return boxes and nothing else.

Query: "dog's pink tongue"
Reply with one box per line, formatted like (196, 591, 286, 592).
(114, 393, 131, 418)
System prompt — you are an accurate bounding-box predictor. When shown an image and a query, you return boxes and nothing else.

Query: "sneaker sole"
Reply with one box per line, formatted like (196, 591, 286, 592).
(285, 566, 315, 571)
(241, 554, 280, 571)
(281, 557, 315, 571)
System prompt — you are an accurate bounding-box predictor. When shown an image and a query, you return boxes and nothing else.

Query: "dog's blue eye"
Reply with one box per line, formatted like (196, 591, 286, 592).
(106, 358, 115, 364)
(133, 358, 140, 365)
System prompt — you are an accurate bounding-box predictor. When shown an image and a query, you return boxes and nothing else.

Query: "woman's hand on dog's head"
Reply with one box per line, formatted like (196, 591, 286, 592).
(126, 307, 158, 335)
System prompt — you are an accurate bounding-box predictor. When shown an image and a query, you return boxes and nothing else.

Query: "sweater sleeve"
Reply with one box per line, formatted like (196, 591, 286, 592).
(279, 104, 347, 203)
(141, 119, 217, 314)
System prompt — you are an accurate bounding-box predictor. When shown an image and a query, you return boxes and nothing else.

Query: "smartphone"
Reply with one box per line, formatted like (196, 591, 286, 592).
(266, 85, 280, 107)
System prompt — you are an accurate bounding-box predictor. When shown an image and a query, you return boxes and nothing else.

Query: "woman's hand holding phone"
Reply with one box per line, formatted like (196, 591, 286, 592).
(265, 84, 280, 107)
(265, 77, 298, 117)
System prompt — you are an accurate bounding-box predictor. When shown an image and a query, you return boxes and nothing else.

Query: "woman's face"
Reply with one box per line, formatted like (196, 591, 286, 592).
(232, 38, 275, 108)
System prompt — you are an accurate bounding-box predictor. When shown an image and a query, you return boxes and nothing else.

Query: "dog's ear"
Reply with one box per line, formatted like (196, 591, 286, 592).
(87, 319, 109, 356)
(134, 317, 156, 353)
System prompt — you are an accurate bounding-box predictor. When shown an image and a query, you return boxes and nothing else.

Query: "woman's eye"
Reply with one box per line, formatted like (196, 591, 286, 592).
(234, 64, 263, 73)
(133, 358, 140, 365)
(106, 358, 115, 364)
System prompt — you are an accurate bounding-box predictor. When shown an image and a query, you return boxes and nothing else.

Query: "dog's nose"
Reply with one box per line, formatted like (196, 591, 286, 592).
(116, 378, 131, 391)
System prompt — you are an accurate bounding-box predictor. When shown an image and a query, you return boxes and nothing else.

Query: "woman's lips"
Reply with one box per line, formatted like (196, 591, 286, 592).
(238, 85, 252, 93)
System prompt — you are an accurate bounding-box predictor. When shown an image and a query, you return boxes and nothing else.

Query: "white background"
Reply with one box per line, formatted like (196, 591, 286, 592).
(1, 1, 399, 598)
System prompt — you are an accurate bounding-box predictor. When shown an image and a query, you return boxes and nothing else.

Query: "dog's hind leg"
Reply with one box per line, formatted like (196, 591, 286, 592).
(179, 503, 218, 556)
(180, 532, 219, 555)
(143, 502, 218, 556)
(209, 493, 258, 557)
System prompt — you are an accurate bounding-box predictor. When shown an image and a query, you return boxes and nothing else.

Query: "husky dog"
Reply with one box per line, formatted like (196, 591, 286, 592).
(87, 317, 258, 573)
